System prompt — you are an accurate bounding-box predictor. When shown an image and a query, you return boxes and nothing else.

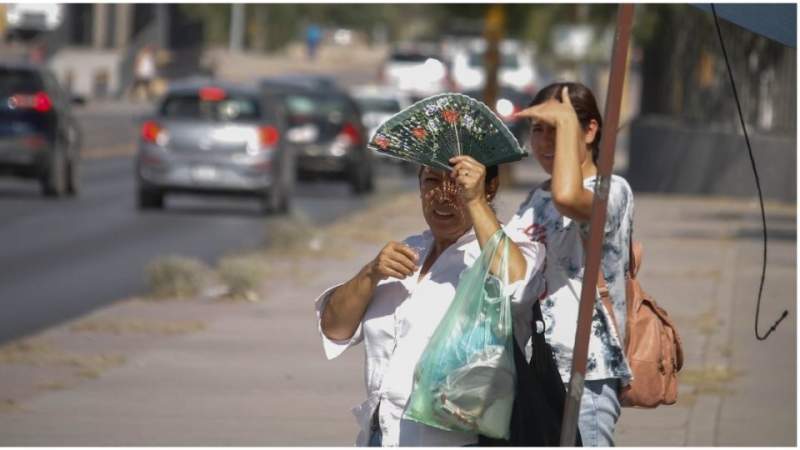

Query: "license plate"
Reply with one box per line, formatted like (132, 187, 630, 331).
(304, 145, 323, 156)
(192, 165, 217, 181)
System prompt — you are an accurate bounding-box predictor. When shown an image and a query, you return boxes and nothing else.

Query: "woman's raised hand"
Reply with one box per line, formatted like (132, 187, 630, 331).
(367, 241, 419, 283)
(449, 155, 486, 206)
(514, 86, 579, 128)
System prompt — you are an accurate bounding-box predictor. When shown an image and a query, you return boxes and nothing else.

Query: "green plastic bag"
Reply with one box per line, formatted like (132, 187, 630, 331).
(404, 229, 516, 439)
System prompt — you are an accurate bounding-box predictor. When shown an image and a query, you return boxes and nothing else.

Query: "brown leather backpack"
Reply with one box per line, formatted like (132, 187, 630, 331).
(598, 238, 684, 408)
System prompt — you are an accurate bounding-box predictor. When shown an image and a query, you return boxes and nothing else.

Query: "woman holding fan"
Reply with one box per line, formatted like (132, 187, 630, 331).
(314, 154, 543, 446)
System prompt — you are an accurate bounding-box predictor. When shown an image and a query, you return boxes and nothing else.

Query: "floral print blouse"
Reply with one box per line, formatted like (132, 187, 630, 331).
(506, 175, 634, 384)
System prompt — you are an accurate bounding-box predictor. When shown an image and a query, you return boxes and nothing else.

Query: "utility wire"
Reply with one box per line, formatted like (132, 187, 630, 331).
(711, 4, 788, 341)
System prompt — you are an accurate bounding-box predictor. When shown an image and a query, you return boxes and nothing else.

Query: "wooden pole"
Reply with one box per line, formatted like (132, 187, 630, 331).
(483, 5, 513, 186)
(559, 4, 635, 446)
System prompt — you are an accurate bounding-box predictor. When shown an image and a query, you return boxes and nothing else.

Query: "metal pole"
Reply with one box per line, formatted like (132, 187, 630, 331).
(559, 4, 635, 446)
(156, 4, 169, 50)
(229, 3, 245, 52)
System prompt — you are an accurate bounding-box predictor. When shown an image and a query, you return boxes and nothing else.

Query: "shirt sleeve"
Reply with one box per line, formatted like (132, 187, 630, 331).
(579, 176, 633, 240)
(314, 284, 364, 360)
(501, 212, 545, 352)
(501, 219, 545, 302)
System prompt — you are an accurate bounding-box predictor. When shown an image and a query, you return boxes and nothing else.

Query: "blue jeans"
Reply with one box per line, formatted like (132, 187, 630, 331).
(368, 428, 382, 447)
(578, 379, 621, 446)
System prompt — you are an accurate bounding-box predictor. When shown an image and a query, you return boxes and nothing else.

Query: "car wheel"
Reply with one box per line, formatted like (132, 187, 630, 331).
(137, 186, 164, 210)
(349, 163, 370, 195)
(41, 149, 68, 198)
(66, 158, 80, 196)
(364, 164, 375, 193)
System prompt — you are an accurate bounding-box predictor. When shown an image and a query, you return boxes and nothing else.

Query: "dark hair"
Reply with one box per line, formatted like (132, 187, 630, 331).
(528, 82, 603, 164)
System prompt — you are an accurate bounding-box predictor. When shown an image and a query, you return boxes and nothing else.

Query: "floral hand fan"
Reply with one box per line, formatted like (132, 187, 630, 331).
(367, 93, 527, 171)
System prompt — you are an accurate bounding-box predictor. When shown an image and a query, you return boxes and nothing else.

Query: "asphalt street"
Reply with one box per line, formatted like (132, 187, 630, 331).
(0, 56, 408, 344)
(0, 155, 416, 344)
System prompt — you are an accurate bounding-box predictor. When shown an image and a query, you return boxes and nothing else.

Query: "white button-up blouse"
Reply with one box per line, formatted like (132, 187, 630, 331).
(314, 227, 544, 446)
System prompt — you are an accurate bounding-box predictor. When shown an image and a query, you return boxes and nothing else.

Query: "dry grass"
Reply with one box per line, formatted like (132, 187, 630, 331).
(0, 398, 21, 412)
(217, 254, 272, 302)
(717, 344, 733, 358)
(265, 213, 322, 256)
(0, 338, 126, 377)
(692, 308, 721, 336)
(70, 319, 207, 336)
(145, 256, 212, 300)
(681, 364, 740, 396)
(142, 193, 421, 304)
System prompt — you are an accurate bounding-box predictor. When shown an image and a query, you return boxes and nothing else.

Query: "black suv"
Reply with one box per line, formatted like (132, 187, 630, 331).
(0, 62, 82, 197)
(260, 77, 374, 194)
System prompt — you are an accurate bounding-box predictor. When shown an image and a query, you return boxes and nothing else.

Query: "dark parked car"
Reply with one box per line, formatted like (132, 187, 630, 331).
(260, 78, 374, 194)
(0, 62, 81, 197)
(463, 87, 532, 148)
(135, 81, 294, 213)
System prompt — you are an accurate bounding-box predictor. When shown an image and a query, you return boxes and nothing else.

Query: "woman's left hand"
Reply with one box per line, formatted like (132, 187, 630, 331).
(449, 155, 486, 206)
(514, 86, 579, 129)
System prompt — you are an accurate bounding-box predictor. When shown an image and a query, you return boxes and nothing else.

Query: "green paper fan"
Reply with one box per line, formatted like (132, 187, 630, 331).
(367, 93, 527, 171)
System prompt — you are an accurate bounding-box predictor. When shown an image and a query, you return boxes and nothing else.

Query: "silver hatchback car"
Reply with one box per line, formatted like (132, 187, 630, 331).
(135, 81, 293, 214)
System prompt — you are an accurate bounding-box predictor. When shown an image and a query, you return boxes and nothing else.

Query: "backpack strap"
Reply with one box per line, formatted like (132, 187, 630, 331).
(581, 233, 633, 338)
(590, 230, 635, 341)
(597, 275, 621, 338)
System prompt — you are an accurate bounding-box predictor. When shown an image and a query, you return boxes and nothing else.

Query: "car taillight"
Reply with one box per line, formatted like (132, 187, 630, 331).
(339, 122, 362, 146)
(141, 120, 163, 143)
(9, 91, 52, 112)
(260, 125, 280, 148)
(199, 86, 226, 102)
(34, 92, 52, 112)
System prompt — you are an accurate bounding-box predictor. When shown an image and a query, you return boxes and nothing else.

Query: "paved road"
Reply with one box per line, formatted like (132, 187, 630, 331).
(0, 54, 403, 344)
(0, 188, 793, 445)
(0, 156, 416, 344)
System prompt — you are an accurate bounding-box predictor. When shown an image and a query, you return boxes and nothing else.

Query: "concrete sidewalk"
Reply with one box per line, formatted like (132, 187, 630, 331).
(0, 187, 795, 446)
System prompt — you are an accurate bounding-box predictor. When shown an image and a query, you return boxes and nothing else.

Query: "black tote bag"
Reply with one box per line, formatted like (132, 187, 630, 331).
(479, 300, 582, 446)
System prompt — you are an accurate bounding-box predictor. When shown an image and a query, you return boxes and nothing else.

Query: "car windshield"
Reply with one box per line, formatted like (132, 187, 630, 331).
(390, 52, 434, 63)
(160, 94, 260, 122)
(0, 68, 43, 95)
(468, 52, 519, 69)
(355, 97, 401, 114)
(285, 94, 348, 123)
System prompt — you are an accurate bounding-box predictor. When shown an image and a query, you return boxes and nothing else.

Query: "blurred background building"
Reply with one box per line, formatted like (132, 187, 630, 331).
(0, 3, 794, 200)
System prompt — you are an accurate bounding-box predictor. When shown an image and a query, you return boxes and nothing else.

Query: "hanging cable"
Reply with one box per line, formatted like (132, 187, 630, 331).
(711, 4, 788, 341)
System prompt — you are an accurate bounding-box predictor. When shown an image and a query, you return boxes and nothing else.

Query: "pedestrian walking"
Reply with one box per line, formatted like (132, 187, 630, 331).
(131, 45, 157, 102)
(305, 24, 322, 61)
(508, 82, 635, 446)
(315, 159, 544, 446)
